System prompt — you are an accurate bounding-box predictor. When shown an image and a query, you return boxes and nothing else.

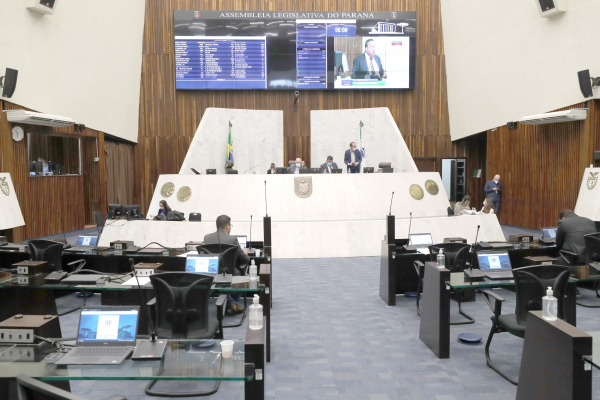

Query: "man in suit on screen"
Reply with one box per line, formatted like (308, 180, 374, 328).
(351, 39, 387, 80)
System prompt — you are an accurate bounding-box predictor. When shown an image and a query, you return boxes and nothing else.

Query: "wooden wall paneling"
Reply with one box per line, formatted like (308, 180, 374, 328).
(82, 137, 102, 225)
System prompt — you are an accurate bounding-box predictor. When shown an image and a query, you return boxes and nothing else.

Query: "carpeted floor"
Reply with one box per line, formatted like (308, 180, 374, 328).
(56, 256, 600, 400)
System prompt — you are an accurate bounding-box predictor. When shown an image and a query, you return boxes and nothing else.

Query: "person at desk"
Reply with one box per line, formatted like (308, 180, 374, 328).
(320, 156, 338, 173)
(344, 142, 362, 173)
(267, 163, 277, 174)
(454, 195, 471, 215)
(484, 174, 502, 213)
(556, 209, 597, 264)
(204, 215, 250, 315)
(148, 200, 171, 219)
(287, 158, 306, 174)
(351, 39, 387, 80)
(479, 197, 495, 214)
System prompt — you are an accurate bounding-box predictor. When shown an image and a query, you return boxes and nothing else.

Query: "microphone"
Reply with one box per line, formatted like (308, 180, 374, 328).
(264, 181, 268, 217)
(244, 165, 259, 174)
(388, 192, 394, 216)
(408, 212, 413, 239)
(249, 215, 253, 251)
(128, 258, 167, 360)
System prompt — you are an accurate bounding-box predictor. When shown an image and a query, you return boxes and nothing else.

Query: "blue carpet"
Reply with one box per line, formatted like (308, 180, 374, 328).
(54, 256, 600, 399)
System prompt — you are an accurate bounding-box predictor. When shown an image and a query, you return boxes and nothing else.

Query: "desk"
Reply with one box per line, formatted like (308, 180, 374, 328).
(0, 325, 265, 400)
(418, 262, 578, 359)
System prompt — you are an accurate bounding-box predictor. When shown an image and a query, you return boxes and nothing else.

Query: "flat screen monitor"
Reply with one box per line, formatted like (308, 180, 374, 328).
(76, 236, 98, 247)
(124, 205, 142, 216)
(234, 235, 247, 249)
(173, 11, 416, 91)
(108, 204, 124, 218)
(185, 254, 220, 274)
(77, 307, 139, 344)
(409, 233, 433, 246)
(275, 167, 287, 174)
(206, 169, 217, 175)
(542, 227, 557, 239)
(477, 251, 512, 271)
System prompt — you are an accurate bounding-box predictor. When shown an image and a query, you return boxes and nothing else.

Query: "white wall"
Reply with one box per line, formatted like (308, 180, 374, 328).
(179, 108, 284, 175)
(0, 173, 25, 230)
(574, 167, 600, 221)
(441, 0, 600, 140)
(310, 107, 418, 172)
(0, 0, 145, 142)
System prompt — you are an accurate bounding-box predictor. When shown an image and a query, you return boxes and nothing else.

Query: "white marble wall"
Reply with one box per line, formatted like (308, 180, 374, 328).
(146, 173, 451, 222)
(574, 167, 600, 221)
(179, 108, 284, 175)
(98, 214, 504, 259)
(310, 107, 418, 173)
(0, 173, 25, 230)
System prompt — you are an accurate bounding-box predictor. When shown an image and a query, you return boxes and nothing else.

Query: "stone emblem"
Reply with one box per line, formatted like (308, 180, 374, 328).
(425, 180, 439, 195)
(177, 186, 192, 202)
(294, 177, 313, 198)
(409, 184, 424, 200)
(161, 182, 175, 197)
(587, 172, 598, 190)
(0, 177, 9, 196)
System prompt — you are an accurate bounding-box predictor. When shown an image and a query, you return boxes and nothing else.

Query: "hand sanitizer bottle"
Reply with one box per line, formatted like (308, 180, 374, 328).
(436, 249, 445, 268)
(249, 294, 263, 330)
(249, 259, 257, 278)
(542, 287, 558, 321)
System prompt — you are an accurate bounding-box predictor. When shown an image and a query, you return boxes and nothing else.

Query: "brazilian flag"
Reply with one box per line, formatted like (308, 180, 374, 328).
(227, 121, 234, 169)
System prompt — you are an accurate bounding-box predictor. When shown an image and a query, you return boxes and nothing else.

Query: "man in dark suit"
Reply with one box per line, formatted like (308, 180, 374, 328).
(556, 210, 597, 265)
(351, 39, 387, 80)
(287, 158, 307, 174)
(344, 142, 362, 173)
(484, 174, 502, 214)
(267, 163, 276, 174)
(320, 156, 339, 173)
(204, 215, 250, 314)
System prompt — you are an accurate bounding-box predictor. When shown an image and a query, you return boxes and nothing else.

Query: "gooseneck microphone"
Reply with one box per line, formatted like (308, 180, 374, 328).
(389, 192, 394, 216)
(264, 181, 268, 217)
(470, 225, 481, 271)
(244, 165, 259, 174)
(128, 258, 167, 360)
(249, 215, 253, 251)
(408, 212, 413, 239)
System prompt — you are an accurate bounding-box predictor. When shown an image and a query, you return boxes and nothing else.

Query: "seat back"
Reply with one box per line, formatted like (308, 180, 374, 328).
(428, 243, 471, 272)
(17, 373, 88, 400)
(584, 233, 600, 264)
(513, 265, 571, 326)
(149, 272, 214, 339)
(189, 213, 202, 222)
(28, 240, 63, 272)
(196, 245, 240, 275)
(378, 162, 391, 168)
(94, 211, 105, 228)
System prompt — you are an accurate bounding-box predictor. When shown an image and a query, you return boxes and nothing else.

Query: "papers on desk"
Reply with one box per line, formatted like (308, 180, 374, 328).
(178, 251, 198, 257)
(121, 276, 151, 286)
(416, 248, 430, 255)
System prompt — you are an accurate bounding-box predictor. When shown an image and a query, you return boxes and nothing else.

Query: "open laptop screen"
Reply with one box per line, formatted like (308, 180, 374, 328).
(185, 254, 219, 274)
(234, 235, 247, 249)
(409, 233, 433, 246)
(477, 252, 512, 271)
(77, 307, 139, 344)
(542, 228, 557, 239)
(76, 236, 98, 246)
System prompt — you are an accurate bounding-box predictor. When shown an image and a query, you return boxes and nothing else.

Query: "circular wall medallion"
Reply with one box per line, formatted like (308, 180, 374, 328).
(177, 186, 192, 202)
(409, 184, 424, 200)
(161, 182, 175, 197)
(425, 180, 439, 195)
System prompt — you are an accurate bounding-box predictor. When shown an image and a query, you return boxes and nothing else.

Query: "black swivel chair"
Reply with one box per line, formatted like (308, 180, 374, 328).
(94, 211, 105, 235)
(196, 244, 245, 275)
(580, 233, 600, 303)
(415, 243, 473, 324)
(146, 272, 227, 396)
(481, 265, 571, 385)
(189, 212, 202, 221)
(16, 374, 126, 400)
(28, 240, 64, 272)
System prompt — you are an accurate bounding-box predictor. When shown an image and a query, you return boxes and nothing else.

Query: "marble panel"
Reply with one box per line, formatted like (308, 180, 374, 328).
(0, 173, 25, 230)
(574, 167, 600, 221)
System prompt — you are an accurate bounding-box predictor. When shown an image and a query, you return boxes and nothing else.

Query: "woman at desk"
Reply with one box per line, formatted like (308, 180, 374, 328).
(454, 195, 471, 215)
(479, 197, 495, 214)
(149, 200, 171, 219)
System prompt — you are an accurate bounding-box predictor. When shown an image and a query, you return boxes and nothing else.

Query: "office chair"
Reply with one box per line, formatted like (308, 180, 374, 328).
(16, 374, 126, 400)
(417, 243, 473, 324)
(579, 233, 600, 304)
(377, 162, 393, 173)
(482, 265, 571, 385)
(146, 272, 227, 396)
(189, 212, 202, 221)
(94, 211, 105, 235)
(28, 240, 63, 272)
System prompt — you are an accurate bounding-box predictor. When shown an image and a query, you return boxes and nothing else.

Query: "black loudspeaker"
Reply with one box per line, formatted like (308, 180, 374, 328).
(594, 151, 600, 162)
(263, 216, 271, 247)
(578, 70, 594, 98)
(538, 0, 556, 11)
(189, 213, 201, 221)
(1, 68, 18, 98)
(507, 121, 518, 130)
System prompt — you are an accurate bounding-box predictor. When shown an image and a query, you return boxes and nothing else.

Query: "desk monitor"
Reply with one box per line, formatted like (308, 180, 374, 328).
(206, 169, 217, 175)
(124, 205, 142, 218)
(275, 167, 287, 174)
(76, 236, 98, 247)
(331, 169, 342, 174)
(477, 251, 512, 271)
(363, 167, 374, 173)
(77, 307, 139, 344)
(409, 233, 433, 246)
(185, 254, 220, 274)
(233, 235, 247, 249)
(542, 227, 557, 239)
(300, 168, 322, 174)
(108, 204, 124, 218)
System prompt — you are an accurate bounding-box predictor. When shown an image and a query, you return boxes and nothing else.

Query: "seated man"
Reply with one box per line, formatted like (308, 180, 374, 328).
(556, 209, 597, 264)
(320, 156, 338, 173)
(267, 163, 276, 174)
(203, 215, 250, 314)
(287, 158, 306, 174)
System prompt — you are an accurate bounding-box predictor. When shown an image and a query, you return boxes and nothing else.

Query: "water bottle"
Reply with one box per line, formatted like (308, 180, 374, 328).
(249, 260, 257, 278)
(249, 276, 258, 289)
(436, 249, 446, 268)
(542, 287, 558, 321)
(249, 294, 263, 330)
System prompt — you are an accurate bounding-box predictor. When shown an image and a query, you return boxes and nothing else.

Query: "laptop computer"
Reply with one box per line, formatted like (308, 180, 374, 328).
(409, 233, 433, 254)
(477, 251, 514, 279)
(56, 306, 139, 365)
(185, 254, 220, 275)
(63, 235, 98, 253)
(540, 227, 558, 245)
(233, 235, 247, 249)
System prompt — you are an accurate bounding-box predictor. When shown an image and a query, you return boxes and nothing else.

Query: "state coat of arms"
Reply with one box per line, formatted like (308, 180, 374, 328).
(0, 177, 9, 196)
(587, 172, 599, 190)
(294, 177, 312, 198)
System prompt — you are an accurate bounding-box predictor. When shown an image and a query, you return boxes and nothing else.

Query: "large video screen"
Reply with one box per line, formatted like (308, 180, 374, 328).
(173, 11, 416, 90)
